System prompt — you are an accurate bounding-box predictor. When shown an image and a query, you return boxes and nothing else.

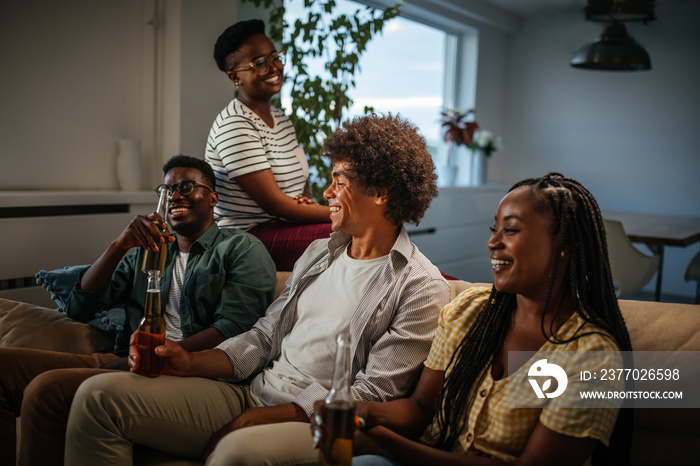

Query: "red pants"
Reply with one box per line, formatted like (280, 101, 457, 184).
(248, 221, 333, 271)
(0, 348, 118, 466)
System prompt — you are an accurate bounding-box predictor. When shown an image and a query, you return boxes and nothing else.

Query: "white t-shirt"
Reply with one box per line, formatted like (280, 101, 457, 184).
(249, 247, 388, 406)
(163, 252, 188, 341)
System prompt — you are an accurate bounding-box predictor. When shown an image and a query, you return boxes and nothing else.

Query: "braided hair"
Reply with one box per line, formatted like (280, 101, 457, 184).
(432, 172, 632, 464)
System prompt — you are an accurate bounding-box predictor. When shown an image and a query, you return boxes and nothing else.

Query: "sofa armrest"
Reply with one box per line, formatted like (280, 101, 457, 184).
(0, 298, 113, 354)
(275, 271, 291, 300)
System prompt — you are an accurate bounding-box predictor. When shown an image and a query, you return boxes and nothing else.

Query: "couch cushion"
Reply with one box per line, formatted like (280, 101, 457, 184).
(275, 271, 291, 300)
(619, 299, 700, 351)
(35, 265, 127, 348)
(618, 298, 700, 452)
(0, 298, 113, 354)
(35, 265, 90, 312)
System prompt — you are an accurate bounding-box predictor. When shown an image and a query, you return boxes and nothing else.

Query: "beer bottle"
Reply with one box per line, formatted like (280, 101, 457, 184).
(319, 332, 355, 466)
(141, 184, 172, 274)
(135, 270, 165, 377)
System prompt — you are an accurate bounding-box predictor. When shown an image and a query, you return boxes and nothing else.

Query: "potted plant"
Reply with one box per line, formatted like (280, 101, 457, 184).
(243, 0, 401, 202)
(441, 109, 502, 185)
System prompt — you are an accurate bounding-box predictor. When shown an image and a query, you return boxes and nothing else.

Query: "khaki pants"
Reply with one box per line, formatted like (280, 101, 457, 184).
(65, 371, 318, 465)
(0, 347, 118, 466)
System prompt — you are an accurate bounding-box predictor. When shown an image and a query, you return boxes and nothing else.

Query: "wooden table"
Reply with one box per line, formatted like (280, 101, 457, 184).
(603, 210, 700, 301)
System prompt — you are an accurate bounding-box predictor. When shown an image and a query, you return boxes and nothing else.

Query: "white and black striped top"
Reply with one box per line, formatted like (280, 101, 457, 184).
(205, 99, 308, 230)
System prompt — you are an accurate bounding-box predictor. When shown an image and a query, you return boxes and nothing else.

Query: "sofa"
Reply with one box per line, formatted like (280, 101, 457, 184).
(2, 272, 699, 465)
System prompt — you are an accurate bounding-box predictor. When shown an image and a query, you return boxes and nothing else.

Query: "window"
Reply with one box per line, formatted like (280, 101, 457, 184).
(283, 0, 458, 183)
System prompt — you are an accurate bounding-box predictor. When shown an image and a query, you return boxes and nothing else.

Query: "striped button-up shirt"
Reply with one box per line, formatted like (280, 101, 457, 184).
(216, 227, 450, 415)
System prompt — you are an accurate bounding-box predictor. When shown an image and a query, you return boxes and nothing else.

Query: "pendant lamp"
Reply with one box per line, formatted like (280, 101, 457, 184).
(570, 0, 656, 72)
(570, 22, 651, 71)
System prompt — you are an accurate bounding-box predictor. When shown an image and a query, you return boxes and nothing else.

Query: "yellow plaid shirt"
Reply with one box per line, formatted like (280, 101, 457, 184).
(421, 286, 623, 463)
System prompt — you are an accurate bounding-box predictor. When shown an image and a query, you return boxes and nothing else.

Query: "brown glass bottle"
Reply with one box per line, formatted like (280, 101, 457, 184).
(319, 332, 355, 466)
(141, 184, 172, 274)
(135, 270, 165, 377)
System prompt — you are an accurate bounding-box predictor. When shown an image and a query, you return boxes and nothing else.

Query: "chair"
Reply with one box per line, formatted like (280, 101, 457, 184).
(684, 251, 700, 304)
(603, 218, 660, 298)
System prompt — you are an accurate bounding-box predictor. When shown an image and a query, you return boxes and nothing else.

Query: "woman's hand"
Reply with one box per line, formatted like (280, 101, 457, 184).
(310, 400, 325, 449)
(293, 194, 316, 205)
(353, 425, 393, 457)
(236, 170, 330, 223)
(310, 400, 366, 453)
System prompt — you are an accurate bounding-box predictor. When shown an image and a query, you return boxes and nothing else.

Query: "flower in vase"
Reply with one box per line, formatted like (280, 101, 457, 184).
(441, 109, 502, 156)
(473, 129, 503, 156)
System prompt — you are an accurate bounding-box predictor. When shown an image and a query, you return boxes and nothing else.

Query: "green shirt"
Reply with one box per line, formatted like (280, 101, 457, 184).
(66, 224, 275, 350)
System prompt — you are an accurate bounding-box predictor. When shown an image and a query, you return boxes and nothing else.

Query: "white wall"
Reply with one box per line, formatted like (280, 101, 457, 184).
(377, 0, 700, 298)
(0, 0, 147, 189)
(178, 0, 243, 163)
(1, 0, 697, 297)
(497, 1, 700, 297)
(0, 0, 239, 191)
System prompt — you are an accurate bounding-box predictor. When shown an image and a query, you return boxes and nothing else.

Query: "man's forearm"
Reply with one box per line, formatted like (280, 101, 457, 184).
(182, 348, 236, 378)
(80, 241, 129, 290)
(179, 327, 225, 352)
(230, 403, 309, 430)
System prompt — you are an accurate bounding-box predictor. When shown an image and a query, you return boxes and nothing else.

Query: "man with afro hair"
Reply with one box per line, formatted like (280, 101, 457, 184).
(65, 114, 450, 466)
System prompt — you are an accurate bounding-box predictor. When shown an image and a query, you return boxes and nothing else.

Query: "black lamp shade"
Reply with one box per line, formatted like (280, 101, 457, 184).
(571, 22, 651, 71)
(585, 0, 656, 23)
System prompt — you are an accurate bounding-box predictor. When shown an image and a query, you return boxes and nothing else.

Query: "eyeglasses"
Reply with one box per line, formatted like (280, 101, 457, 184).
(230, 51, 286, 75)
(154, 180, 214, 197)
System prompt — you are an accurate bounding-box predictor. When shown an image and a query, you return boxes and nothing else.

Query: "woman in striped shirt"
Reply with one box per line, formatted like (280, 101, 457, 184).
(206, 19, 332, 270)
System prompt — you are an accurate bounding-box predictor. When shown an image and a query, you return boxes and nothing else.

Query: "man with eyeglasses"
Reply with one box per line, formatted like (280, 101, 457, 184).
(65, 114, 451, 465)
(0, 154, 276, 466)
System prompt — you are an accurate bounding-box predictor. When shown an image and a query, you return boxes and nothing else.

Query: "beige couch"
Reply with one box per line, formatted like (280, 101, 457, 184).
(2, 273, 699, 465)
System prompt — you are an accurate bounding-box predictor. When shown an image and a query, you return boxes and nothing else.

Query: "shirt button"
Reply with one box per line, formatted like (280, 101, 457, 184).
(480, 389, 487, 397)
(466, 433, 473, 442)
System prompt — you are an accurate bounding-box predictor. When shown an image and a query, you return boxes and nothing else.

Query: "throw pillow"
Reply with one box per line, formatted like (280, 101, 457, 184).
(35, 265, 90, 313)
(35, 265, 128, 353)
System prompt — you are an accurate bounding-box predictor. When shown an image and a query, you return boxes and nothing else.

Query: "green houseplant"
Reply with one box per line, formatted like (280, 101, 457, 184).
(242, 0, 401, 202)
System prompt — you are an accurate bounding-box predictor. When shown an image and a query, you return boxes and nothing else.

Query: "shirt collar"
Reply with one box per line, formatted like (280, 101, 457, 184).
(325, 226, 411, 274)
(172, 223, 220, 253)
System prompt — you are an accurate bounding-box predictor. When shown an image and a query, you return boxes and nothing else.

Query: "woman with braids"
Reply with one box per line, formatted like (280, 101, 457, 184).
(314, 172, 632, 465)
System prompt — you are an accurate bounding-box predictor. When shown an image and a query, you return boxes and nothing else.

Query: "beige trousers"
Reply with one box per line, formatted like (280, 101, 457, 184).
(65, 371, 318, 465)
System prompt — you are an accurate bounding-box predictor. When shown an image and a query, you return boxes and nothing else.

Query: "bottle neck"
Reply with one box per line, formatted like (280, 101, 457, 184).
(155, 187, 171, 232)
(144, 270, 162, 317)
(326, 332, 354, 404)
(156, 192, 169, 218)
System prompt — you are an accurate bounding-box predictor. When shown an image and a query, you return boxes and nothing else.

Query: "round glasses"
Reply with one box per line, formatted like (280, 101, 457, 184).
(154, 180, 214, 197)
(231, 51, 286, 75)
